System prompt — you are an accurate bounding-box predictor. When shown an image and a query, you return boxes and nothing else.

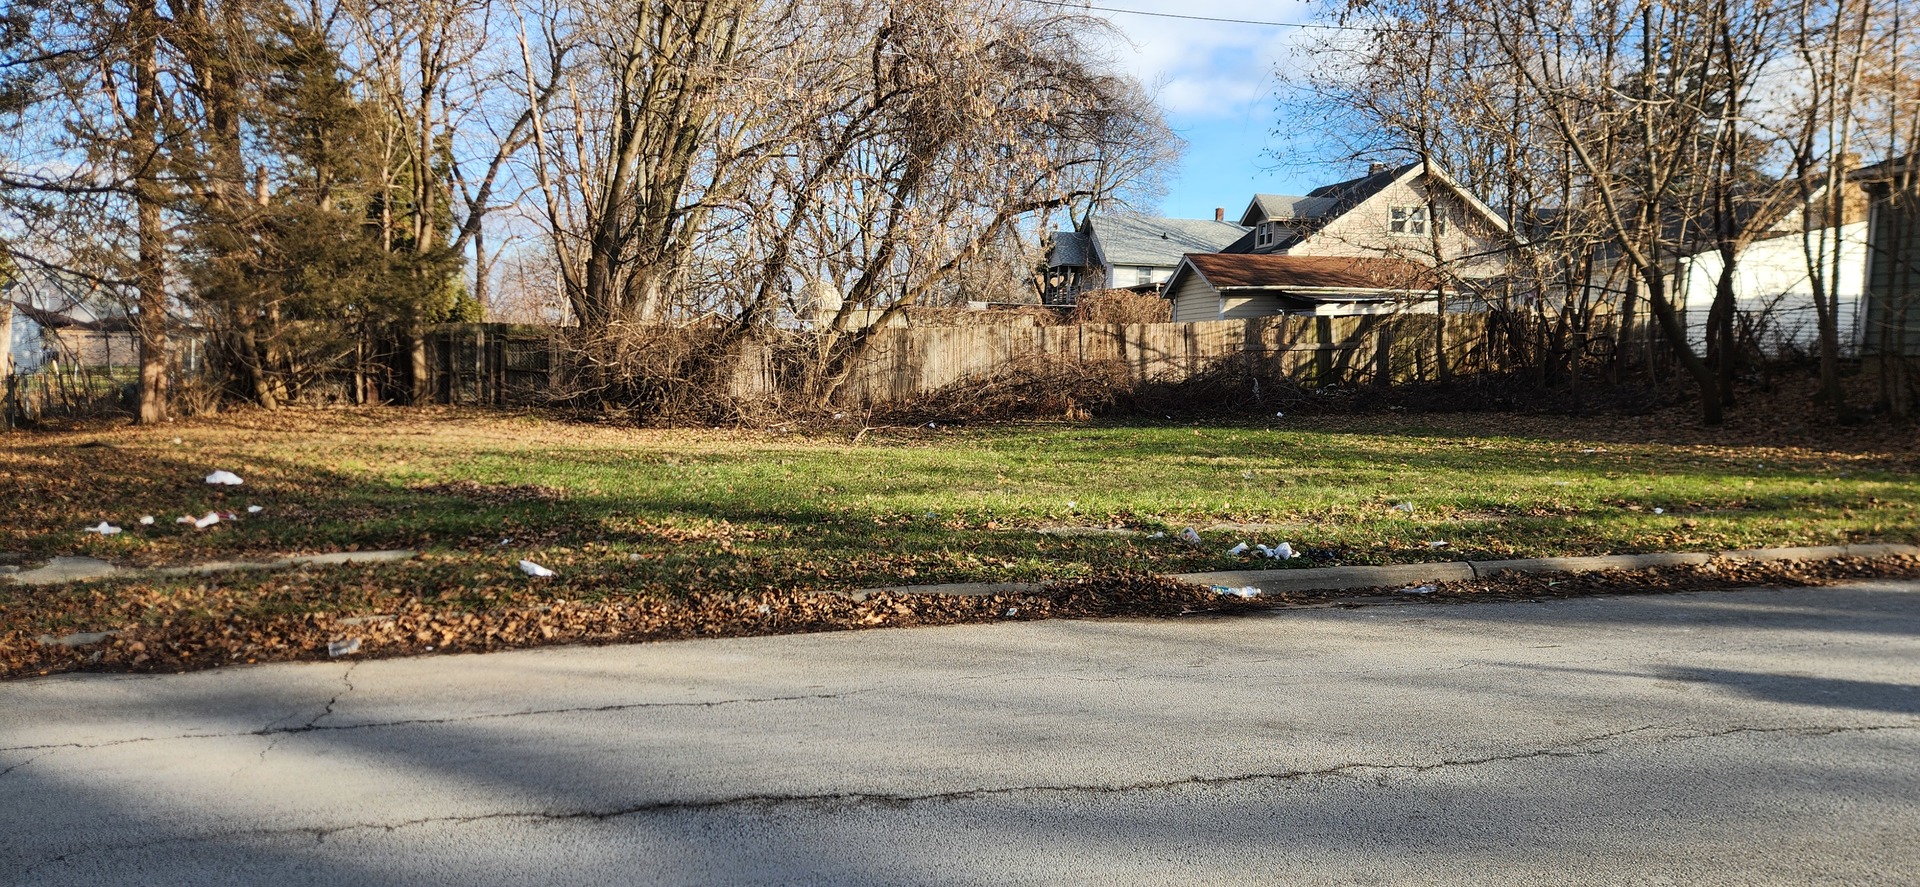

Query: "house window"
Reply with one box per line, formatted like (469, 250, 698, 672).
(1255, 222, 1274, 249)
(1134, 267, 1153, 286)
(1390, 205, 1445, 237)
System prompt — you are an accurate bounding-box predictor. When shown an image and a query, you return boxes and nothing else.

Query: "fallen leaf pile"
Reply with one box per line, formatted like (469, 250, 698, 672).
(5, 556, 1916, 680)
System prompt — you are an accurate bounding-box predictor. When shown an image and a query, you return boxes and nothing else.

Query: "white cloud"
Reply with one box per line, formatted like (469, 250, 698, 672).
(1086, 0, 1313, 121)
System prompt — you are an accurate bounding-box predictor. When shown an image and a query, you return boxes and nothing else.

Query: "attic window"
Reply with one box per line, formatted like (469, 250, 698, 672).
(1390, 205, 1443, 236)
(1255, 222, 1275, 249)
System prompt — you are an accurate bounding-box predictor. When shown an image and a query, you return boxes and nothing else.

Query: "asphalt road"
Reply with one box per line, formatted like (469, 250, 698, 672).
(4, 581, 1918, 886)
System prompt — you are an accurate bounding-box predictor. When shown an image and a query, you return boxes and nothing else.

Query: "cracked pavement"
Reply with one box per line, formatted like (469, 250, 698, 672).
(4, 581, 1918, 885)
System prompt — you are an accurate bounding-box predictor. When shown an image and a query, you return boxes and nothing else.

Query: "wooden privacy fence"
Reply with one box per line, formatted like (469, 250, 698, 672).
(425, 323, 557, 406)
(828, 314, 1492, 407)
(425, 314, 1495, 409)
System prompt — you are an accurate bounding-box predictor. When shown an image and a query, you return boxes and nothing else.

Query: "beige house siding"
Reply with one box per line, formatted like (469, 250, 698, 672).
(1221, 294, 1284, 319)
(1290, 176, 1507, 277)
(1169, 274, 1220, 322)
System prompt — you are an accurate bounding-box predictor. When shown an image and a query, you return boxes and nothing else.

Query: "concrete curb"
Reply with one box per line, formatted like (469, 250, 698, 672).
(851, 543, 1920, 599)
(1175, 543, 1920, 595)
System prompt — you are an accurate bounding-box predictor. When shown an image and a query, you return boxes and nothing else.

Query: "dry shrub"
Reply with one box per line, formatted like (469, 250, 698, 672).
(1072, 289, 1171, 325)
(880, 353, 1133, 422)
(897, 306, 1069, 328)
(552, 322, 785, 425)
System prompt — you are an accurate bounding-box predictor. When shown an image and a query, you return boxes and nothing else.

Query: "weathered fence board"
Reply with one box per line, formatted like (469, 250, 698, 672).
(424, 314, 1504, 410)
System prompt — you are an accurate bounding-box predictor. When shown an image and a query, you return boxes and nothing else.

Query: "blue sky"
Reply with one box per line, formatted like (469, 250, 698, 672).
(1086, 0, 1341, 220)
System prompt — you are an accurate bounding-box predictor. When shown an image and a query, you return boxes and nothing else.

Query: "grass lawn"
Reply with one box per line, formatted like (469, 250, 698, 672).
(2, 405, 1916, 648)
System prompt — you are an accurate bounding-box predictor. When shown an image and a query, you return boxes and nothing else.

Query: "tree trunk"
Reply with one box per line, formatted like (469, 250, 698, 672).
(132, 0, 168, 424)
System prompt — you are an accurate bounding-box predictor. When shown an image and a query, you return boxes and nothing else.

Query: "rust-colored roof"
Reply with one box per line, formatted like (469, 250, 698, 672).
(1181, 253, 1439, 291)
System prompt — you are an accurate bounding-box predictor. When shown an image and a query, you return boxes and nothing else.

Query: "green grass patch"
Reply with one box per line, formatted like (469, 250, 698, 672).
(2, 406, 1915, 631)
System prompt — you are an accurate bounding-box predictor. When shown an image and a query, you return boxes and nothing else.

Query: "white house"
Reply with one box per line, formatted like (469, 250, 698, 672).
(1042, 213, 1248, 304)
(1670, 223, 1871, 358)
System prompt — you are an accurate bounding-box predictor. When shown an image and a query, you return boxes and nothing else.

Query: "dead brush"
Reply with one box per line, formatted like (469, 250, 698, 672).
(876, 353, 1134, 423)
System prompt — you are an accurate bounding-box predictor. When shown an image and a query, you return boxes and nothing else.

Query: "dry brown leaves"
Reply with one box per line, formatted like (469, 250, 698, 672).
(7, 558, 1917, 681)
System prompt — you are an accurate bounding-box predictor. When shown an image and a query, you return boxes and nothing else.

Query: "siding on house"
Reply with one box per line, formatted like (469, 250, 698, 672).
(1221, 294, 1284, 320)
(1295, 176, 1507, 278)
(1671, 223, 1870, 357)
(1863, 195, 1920, 356)
(1169, 273, 1220, 322)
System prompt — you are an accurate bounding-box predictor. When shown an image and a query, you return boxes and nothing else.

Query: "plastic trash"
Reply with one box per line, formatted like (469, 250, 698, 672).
(1275, 411, 1285, 418)
(756, 603, 772, 615)
(1652, 507, 1665, 514)
(138, 515, 155, 525)
(1211, 585, 1261, 598)
(85, 522, 122, 535)
(1180, 527, 1202, 545)
(1269, 542, 1296, 559)
(1393, 501, 1415, 513)
(1065, 500, 1077, 510)
(1399, 584, 1437, 595)
(1428, 540, 1450, 549)
(192, 512, 221, 529)
(1228, 542, 1249, 556)
(246, 505, 264, 514)
(205, 470, 244, 486)
(1004, 607, 1018, 617)
(327, 637, 362, 657)
(519, 559, 556, 578)
(1147, 531, 1166, 539)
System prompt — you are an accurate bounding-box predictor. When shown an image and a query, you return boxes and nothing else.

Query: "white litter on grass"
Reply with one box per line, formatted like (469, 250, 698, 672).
(519, 560, 556, 578)
(246, 505, 264, 514)
(1004, 608, 1019, 617)
(1400, 584, 1437, 595)
(185, 511, 221, 529)
(757, 603, 772, 615)
(205, 470, 244, 486)
(1228, 542, 1249, 556)
(1259, 542, 1296, 560)
(1653, 507, 1665, 514)
(1581, 448, 1598, 454)
(1212, 585, 1261, 598)
(1275, 411, 1285, 418)
(138, 515, 155, 525)
(1147, 531, 1166, 539)
(1428, 540, 1450, 549)
(85, 522, 122, 535)
(1392, 501, 1415, 513)
(328, 638, 362, 657)
(1180, 527, 1203, 545)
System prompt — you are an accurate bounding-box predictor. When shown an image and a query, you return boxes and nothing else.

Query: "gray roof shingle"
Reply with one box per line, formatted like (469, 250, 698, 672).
(1088, 215, 1249, 268)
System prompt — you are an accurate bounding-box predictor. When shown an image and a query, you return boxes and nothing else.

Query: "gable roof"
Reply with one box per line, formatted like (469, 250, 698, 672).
(1231, 161, 1517, 254)
(1169, 253, 1442, 296)
(8, 299, 138, 333)
(1085, 214, 1249, 268)
(1238, 194, 1339, 226)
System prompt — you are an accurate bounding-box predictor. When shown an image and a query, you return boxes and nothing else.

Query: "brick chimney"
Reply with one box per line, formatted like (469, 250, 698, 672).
(1214, 207, 1225, 222)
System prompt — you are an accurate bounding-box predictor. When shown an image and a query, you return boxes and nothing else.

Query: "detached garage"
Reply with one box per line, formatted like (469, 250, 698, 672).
(1163, 253, 1444, 322)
